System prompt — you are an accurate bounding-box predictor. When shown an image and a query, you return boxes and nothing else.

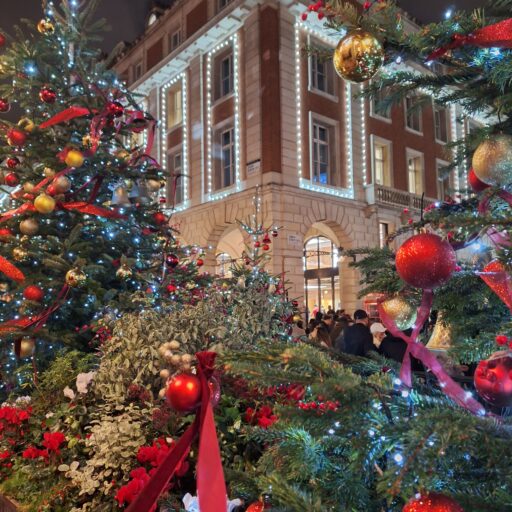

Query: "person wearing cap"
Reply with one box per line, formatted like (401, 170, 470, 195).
(370, 322, 387, 348)
(342, 309, 376, 357)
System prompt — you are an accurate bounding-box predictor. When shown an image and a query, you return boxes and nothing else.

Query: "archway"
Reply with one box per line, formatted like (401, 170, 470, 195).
(214, 225, 245, 277)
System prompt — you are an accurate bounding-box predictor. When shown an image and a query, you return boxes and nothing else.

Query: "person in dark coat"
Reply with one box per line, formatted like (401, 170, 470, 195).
(379, 328, 423, 370)
(323, 314, 344, 345)
(342, 309, 375, 357)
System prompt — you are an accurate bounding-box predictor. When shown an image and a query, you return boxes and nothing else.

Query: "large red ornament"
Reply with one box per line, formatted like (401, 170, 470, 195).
(395, 234, 456, 289)
(0, 98, 10, 113)
(6, 157, 20, 169)
(39, 86, 57, 104)
(153, 212, 167, 225)
(468, 168, 490, 193)
(196, 258, 204, 267)
(166, 373, 202, 412)
(474, 352, 512, 407)
(246, 502, 264, 512)
(23, 285, 44, 302)
(106, 101, 124, 117)
(166, 254, 179, 268)
(7, 128, 27, 147)
(4, 173, 19, 187)
(403, 493, 464, 512)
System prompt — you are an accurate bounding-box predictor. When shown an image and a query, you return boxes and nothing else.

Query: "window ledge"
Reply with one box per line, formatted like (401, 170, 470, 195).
(308, 86, 339, 102)
(405, 126, 423, 136)
(370, 112, 392, 124)
(435, 138, 448, 145)
(211, 92, 235, 108)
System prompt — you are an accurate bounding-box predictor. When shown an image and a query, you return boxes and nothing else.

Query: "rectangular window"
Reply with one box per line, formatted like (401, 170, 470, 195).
(134, 62, 143, 81)
(220, 54, 233, 98)
(437, 161, 451, 201)
(170, 29, 181, 52)
(405, 96, 422, 133)
(218, 0, 232, 10)
(373, 140, 392, 187)
(310, 53, 334, 96)
(214, 127, 235, 191)
(167, 152, 184, 205)
(312, 122, 336, 186)
(407, 151, 424, 195)
(167, 85, 182, 130)
(434, 105, 448, 142)
(371, 87, 391, 119)
(379, 222, 389, 248)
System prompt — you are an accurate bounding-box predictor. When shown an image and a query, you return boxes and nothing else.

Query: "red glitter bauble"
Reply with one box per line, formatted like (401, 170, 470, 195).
(166, 254, 179, 268)
(474, 352, 512, 407)
(46, 184, 57, 196)
(23, 285, 44, 302)
(196, 258, 204, 267)
(7, 128, 27, 147)
(0, 98, 10, 113)
(153, 212, 167, 225)
(254, 241, 261, 248)
(39, 86, 57, 104)
(0, 228, 13, 239)
(4, 173, 19, 187)
(403, 492, 464, 512)
(6, 157, 20, 169)
(468, 168, 490, 193)
(106, 101, 124, 117)
(166, 373, 202, 412)
(395, 234, 456, 289)
(246, 502, 264, 512)
(262, 244, 270, 251)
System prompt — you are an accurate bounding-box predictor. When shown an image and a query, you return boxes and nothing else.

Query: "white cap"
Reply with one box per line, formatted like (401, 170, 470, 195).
(370, 322, 386, 335)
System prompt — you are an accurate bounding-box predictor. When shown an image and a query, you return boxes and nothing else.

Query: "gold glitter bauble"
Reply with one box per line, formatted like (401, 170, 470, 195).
(65, 268, 87, 288)
(18, 337, 35, 358)
(23, 182, 36, 193)
(380, 296, 417, 331)
(472, 134, 512, 187)
(18, 118, 35, 133)
(37, 19, 55, 35)
(34, 193, 56, 214)
(19, 218, 39, 236)
(333, 29, 384, 83)
(12, 247, 29, 262)
(43, 167, 56, 178)
(116, 264, 133, 280)
(53, 176, 71, 193)
(292, 314, 302, 323)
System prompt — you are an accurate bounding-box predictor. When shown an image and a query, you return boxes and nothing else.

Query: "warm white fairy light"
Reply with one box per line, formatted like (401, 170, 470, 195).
(161, 72, 189, 211)
(295, 21, 354, 199)
(360, 84, 367, 186)
(206, 33, 241, 202)
(450, 104, 460, 193)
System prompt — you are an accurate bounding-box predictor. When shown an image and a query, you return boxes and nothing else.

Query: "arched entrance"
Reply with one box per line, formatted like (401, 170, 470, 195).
(212, 225, 245, 277)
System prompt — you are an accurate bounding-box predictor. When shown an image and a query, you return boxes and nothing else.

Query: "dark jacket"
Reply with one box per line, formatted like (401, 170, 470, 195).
(342, 323, 375, 357)
(379, 334, 423, 371)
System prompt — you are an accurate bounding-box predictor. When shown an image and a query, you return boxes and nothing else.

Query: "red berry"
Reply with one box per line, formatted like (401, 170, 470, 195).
(262, 244, 270, 251)
(301, 12, 308, 20)
(23, 285, 44, 302)
(106, 101, 124, 118)
(254, 241, 261, 248)
(363, 1, 372, 9)
(153, 212, 167, 225)
(318, 12, 324, 19)
(196, 258, 204, 267)
(166, 284, 177, 293)
(6, 157, 20, 169)
(0, 98, 10, 113)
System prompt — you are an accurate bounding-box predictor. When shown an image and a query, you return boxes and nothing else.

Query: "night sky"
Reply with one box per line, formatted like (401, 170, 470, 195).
(1, 1, 487, 52)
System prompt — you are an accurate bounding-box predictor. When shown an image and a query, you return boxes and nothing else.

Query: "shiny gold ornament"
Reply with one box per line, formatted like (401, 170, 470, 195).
(111, 186, 130, 206)
(12, 246, 29, 262)
(292, 314, 302, 323)
(37, 19, 55, 35)
(34, 193, 56, 214)
(146, 179, 162, 192)
(53, 176, 71, 193)
(18, 118, 35, 133)
(20, 218, 39, 236)
(65, 268, 87, 288)
(333, 29, 384, 83)
(82, 135, 93, 148)
(115, 149, 130, 161)
(23, 182, 36, 193)
(116, 264, 133, 280)
(65, 149, 85, 168)
(43, 167, 56, 178)
(472, 134, 512, 187)
(18, 337, 35, 358)
(380, 296, 417, 331)
(426, 315, 452, 351)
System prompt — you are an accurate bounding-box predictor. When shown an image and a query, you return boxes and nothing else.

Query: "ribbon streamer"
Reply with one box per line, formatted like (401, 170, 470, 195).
(428, 18, 512, 61)
(39, 106, 91, 129)
(126, 352, 227, 512)
(478, 260, 512, 312)
(59, 201, 125, 219)
(378, 292, 485, 415)
(0, 256, 25, 282)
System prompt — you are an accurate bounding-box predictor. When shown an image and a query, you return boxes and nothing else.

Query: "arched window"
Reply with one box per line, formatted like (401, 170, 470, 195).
(216, 252, 233, 278)
(304, 237, 339, 319)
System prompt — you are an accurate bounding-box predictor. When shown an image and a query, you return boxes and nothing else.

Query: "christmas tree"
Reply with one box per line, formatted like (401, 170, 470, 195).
(0, 0, 210, 393)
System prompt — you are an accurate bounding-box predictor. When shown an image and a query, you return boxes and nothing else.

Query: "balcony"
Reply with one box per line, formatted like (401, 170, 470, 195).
(365, 184, 436, 211)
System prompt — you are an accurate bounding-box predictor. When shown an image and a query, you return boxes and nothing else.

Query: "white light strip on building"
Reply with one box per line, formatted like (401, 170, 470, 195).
(206, 33, 241, 202)
(295, 21, 354, 199)
(161, 72, 189, 211)
(360, 84, 367, 187)
(450, 104, 460, 193)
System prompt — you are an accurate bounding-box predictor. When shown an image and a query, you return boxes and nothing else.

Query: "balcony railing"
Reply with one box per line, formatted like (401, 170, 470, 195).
(366, 184, 436, 210)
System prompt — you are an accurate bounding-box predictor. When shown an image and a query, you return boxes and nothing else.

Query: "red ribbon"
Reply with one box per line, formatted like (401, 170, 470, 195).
(0, 256, 25, 282)
(39, 106, 91, 129)
(0, 203, 36, 223)
(126, 352, 227, 512)
(478, 260, 512, 312)
(378, 291, 486, 415)
(59, 201, 125, 219)
(428, 18, 512, 61)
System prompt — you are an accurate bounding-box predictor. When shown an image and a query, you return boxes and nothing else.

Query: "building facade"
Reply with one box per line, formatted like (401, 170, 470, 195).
(115, 0, 470, 317)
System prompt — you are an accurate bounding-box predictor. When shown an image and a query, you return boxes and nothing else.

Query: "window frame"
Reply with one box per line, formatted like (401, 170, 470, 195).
(406, 148, 425, 196)
(166, 83, 183, 131)
(436, 158, 452, 201)
(369, 85, 392, 122)
(379, 221, 390, 249)
(217, 0, 233, 11)
(307, 36, 337, 100)
(213, 51, 234, 101)
(169, 28, 181, 52)
(370, 135, 393, 187)
(134, 61, 143, 81)
(166, 148, 184, 206)
(404, 96, 423, 134)
(433, 104, 449, 144)
(212, 121, 236, 192)
(308, 113, 340, 188)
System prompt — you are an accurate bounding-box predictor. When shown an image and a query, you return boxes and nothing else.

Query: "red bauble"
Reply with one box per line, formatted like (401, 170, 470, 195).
(166, 254, 179, 268)
(39, 86, 57, 104)
(271, 230, 278, 237)
(6, 157, 20, 169)
(166, 283, 177, 293)
(0, 98, 10, 113)
(474, 352, 512, 407)
(106, 101, 124, 117)
(0, 34, 5, 47)
(196, 258, 204, 267)
(468, 168, 490, 193)
(403, 492, 464, 512)
(7, 128, 27, 147)
(46, 184, 57, 196)
(246, 502, 264, 512)
(254, 241, 261, 248)
(23, 285, 44, 302)
(395, 234, 456, 289)
(4, 173, 19, 187)
(153, 212, 167, 225)
(166, 373, 202, 412)
(262, 244, 270, 251)
(262, 235, 271, 244)
(0, 228, 13, 239)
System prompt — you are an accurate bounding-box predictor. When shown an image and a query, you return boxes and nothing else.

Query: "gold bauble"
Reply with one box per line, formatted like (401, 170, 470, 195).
(18, 118, 35, 133)
(20, 218, 39, 236)
(116, 264, 133, 280)
(146, 179, 162, 192)
(53, 176, 71, 193)
(426, 315, 452, 351)
(292, 314, 302, 323)
(37, 19, 55, 35)
(333, 29, 384, 83)
(18, 337, 35, 358)
(43, 167, 56, 178)
(65, 268, 87, 288)
(82, 135, 93, 148)
(472, 134, 512, 187)
(380, 296, 417, 331)
(23, 182, 36, 193)
(12, 246, 29, 262)
(65, 149, 85, 168)
(115, 149, 130, 161)
(34, 193, 56, 214)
